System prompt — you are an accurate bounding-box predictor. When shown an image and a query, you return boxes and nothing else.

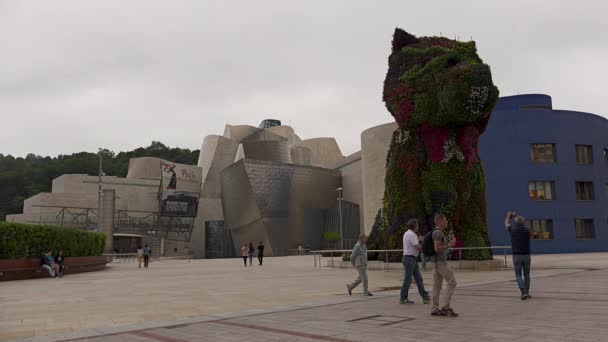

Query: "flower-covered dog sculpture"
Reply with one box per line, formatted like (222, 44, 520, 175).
(369, 28, 499, 259)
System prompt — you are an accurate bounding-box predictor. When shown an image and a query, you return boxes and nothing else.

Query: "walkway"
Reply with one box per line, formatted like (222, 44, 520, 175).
(2, 253, 608, 341)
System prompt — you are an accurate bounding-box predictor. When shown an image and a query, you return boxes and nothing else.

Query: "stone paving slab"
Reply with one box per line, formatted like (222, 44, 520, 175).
(10, 268, 608, 342)
(3, 254, 608, 341)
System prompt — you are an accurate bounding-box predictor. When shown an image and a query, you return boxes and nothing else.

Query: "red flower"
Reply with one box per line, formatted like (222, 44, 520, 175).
(456, 126, 480, 169)
(395, 98, 414, 128)
(420, 124, 450, 163)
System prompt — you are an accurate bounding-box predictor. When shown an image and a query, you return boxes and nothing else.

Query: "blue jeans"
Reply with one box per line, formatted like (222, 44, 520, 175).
(513, 254, 531, 294)
(400, 255, 429, 301)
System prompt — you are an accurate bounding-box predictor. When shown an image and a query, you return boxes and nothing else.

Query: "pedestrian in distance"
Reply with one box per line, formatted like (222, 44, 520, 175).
(241, 243, 248, 267)
(54, 249, 65, 277)
(347, 234, 373, 297)
(143, 244, 152, 268)
(257, 241, 265, 266)
(505, 211, 532, 300)
(136, 246, 144, 269)
(248, 242, 255, 266)
(422, 213, 458, 317)
(400, 219, 430, 304)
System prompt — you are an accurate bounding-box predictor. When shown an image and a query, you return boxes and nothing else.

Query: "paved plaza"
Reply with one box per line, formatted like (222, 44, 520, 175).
(2, 254, 608, 341)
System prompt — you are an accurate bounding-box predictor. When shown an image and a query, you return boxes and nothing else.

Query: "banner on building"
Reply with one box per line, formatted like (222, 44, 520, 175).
(159, 161, 202, 217)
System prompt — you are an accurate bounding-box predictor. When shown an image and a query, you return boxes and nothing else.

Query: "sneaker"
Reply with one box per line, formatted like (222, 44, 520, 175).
(431, 307, 446, 316)
(520, 293, 527, 300)
(400, 299, 415, 304)
(523, 293, 531, 300)
(422, 297, 431, 304)
(347, 285, 352, 296)
(363, 292, 373, 297)
(443, 307, 459, 317)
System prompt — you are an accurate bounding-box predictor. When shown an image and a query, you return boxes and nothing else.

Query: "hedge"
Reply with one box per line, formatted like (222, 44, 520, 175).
(0, 222, 106, 259)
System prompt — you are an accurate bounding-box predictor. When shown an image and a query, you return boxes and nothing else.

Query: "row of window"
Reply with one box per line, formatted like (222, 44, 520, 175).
(531, 144, 608, 164)
(526, 218, 596, 240)
(528, 181, 596, 201)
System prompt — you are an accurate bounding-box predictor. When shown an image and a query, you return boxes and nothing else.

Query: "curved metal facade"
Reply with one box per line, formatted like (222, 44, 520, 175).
(480, 94, 608, 253)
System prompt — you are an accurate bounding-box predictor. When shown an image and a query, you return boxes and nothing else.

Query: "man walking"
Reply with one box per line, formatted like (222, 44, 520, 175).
(143, 244, 152, 268)
(347, 234, 373, 297)
(400, 219, 430, 304)
(431, 214, 458, 317)
(257, 241, 265, 266)
(505, 211, 532, 300)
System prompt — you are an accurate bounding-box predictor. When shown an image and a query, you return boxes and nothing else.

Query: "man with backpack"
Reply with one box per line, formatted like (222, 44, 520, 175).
(400, 219, 430, 304)
(143, 244, 152, 268)
(422, 213, 458, 317)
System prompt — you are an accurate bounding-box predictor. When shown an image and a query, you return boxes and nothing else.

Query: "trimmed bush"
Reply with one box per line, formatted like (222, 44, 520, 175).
(0, 222, 106, 259)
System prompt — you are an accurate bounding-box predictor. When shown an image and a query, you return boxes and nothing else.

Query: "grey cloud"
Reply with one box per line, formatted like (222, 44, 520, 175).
(0, 0, 606, 158)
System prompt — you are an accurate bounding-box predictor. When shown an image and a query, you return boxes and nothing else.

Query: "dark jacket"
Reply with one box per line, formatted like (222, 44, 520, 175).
(508, 223, 531, 255)
(40, 255, 53, 266)
(258, 244, 265, 253)
(55, 255, 65, 265)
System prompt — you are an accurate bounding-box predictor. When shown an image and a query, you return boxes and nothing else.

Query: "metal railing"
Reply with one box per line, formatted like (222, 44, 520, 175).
(310, 246, 513, 270)
(102, 253, 138, 263)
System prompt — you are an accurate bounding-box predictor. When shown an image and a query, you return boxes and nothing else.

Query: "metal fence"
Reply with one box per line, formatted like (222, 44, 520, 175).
(102, 253, 138, 264)
(310, 246, 513, 270)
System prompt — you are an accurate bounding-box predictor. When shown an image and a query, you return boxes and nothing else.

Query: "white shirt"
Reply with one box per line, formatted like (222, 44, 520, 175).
(403, 229, 420, 256)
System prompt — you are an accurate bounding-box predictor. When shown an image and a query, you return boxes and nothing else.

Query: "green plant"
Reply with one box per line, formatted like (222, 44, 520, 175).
(0, 222, 106, 259)
(371, 28, 499, 260)
(323, 231, 341, 243)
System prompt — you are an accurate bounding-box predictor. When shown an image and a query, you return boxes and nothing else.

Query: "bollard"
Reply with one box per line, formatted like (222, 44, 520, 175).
(331, 251, 334, 270)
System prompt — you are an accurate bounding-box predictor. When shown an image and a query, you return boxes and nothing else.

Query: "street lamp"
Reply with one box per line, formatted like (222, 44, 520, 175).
(97, 148, 109, 232)
(336, 187, 343, 250)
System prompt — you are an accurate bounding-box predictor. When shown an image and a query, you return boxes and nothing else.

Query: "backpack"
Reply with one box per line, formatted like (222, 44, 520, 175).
(422, 230, 436, 257)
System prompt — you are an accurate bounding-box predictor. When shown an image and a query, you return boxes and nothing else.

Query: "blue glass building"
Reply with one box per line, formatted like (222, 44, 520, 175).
(480, 94, 608, 253)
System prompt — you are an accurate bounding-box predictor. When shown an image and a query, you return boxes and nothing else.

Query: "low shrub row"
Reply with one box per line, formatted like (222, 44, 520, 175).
(0, 222, 106, 259)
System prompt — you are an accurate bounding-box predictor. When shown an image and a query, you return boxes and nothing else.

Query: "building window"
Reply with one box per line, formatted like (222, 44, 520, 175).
(528, 181, 555, 200)
(530, 144, 556, 163)
(575, 181, 594, 200)
(576, 145, 593, 164)
(527, 219, 553, 240)
(575, 219, 595, 239)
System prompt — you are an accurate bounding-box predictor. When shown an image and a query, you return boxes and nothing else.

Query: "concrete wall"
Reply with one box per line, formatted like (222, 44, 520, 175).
(360, 122, 397, 234)
(335, 152, 363, 235)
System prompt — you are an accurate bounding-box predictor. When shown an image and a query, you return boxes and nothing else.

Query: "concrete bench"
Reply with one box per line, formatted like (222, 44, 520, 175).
(0, 256, 111, 281)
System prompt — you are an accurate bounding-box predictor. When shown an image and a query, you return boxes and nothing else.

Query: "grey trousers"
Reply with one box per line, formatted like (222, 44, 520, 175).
(432, 262, 457, 309)
(350, 266, 369, 294)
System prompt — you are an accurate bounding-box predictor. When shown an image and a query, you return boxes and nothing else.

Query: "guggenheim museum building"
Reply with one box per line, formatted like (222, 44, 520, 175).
(7, 94, 608, 256)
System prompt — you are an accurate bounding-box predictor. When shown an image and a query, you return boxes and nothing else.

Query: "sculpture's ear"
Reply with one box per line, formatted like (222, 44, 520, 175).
(392, 28, 419, 52)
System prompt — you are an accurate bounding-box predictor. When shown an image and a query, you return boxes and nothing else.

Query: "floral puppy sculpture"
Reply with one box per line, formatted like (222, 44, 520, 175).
(369, 28, 499, 260)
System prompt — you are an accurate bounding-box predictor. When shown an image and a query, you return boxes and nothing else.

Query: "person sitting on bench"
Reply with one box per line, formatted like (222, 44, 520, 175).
(40, 250, 60, 277)
(54, 249, 65, 277)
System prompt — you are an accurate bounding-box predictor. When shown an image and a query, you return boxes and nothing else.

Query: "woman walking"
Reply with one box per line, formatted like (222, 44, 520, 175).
(248, 242, 255, 266)
(257, 241, 265, 266)
(241, 243, 248, 267)
(137, 246, 144, 269)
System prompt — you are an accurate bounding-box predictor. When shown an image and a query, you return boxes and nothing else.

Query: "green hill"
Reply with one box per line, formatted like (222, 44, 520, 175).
(0, 141, 199, 221)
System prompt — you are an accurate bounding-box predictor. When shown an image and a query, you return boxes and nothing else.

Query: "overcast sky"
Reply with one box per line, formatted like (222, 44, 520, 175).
(1, 1, 606, 158)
